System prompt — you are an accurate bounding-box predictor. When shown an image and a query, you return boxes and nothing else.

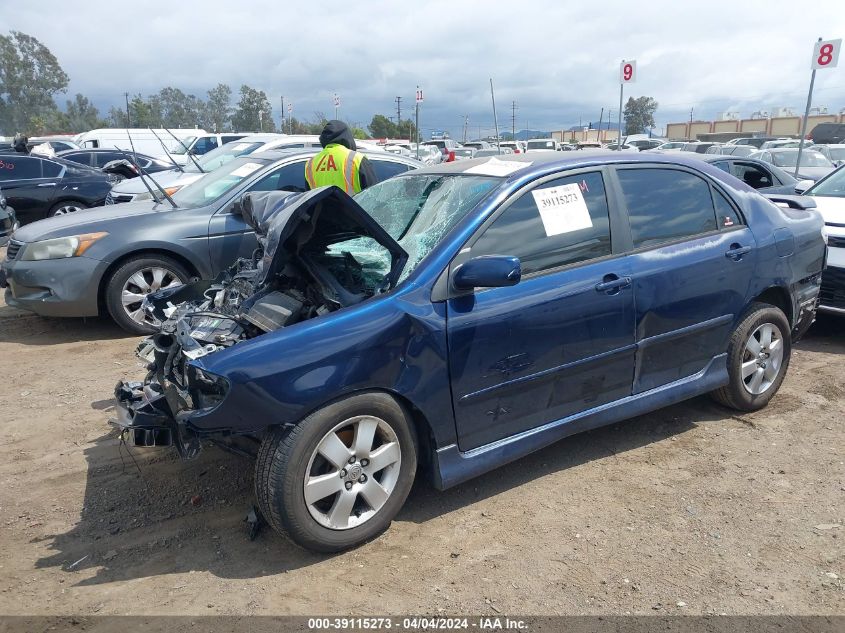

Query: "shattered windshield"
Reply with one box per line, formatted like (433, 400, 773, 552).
(355, 174, 501, 282)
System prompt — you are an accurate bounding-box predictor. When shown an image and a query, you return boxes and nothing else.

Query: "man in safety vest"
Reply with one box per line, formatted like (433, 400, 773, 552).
(304, 120, 376, 194)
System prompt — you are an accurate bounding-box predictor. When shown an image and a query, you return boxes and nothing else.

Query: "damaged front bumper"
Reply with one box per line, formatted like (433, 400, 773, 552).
(112, 379, 204, 459)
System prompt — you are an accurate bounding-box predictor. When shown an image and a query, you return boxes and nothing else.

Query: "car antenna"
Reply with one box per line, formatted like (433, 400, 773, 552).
(122, 129, 177, 208)
(163, 128, 205, 173)
(148, 128, 184, 173)
(114, 146, 177, 209)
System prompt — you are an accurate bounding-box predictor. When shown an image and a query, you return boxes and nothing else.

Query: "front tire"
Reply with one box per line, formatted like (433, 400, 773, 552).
(104, 255, 190, 334)
(255, 392, 417, 552)
(710, 302, 791, 411)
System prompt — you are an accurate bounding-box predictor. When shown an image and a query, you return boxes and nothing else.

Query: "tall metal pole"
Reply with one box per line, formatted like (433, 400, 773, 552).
(124, 92, 131, 127)
(280, 96, 284, 132)
(490, 78, 501, 154)
(617, 65, 624, 150)
(795, 38, 823, 178)
(415, 100, 420, 160)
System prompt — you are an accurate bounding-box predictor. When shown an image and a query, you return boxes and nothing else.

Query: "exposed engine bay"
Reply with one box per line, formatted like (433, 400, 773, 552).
(113, 187, 408, 456)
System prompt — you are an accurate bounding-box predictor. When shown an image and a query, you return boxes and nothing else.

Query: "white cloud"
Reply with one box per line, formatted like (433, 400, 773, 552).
(3, 0, 844, 136)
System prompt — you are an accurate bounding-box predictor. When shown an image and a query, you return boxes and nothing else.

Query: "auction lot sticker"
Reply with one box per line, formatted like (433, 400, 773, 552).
(531, 183, 592, 236)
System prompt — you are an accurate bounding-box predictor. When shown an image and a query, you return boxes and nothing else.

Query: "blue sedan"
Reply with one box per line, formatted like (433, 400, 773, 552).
(115, 151, 826, 552)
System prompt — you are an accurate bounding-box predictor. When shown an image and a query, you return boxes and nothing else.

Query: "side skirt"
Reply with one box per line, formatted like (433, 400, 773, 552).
(432, 354, 728, 490)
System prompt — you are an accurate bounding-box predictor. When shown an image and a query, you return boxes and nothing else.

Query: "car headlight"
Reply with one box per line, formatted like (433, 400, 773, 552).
(20, 232, 108, 261)
(132, 191, 153, 202)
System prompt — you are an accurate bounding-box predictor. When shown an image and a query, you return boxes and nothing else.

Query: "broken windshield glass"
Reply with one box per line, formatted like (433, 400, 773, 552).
(355, 174, 501, 281)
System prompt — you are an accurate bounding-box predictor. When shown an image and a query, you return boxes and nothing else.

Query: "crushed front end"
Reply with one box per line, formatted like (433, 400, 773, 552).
(112, 187, 408, 459)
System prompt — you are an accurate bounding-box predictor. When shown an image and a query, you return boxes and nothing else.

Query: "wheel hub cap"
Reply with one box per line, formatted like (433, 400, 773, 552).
(741, 322, 784, 395)
(304, 415, 402, 530)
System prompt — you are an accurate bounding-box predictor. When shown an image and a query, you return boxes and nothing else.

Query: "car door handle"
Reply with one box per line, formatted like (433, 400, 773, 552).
(37, 182, 56, 187)
(595, 275, 631, 293)
(725, 244, 752, 260)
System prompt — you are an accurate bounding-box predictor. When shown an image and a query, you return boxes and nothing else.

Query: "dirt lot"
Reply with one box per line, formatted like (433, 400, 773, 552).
(0, 287, 842, 617)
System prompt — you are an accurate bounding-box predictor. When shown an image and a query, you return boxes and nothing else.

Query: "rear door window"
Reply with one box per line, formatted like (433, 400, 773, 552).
(470, 171, 611, 275)
(41, 160, 63, 178)
(94, 151, 125, 167)
(617, 168, 718, 249)
(0, 156, 41, 179)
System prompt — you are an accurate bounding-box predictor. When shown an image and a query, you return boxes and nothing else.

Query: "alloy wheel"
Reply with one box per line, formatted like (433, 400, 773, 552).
(51, 203, 85, 216)
(303, 415, 402, 530)
(741, 322, 784, 395)
(121, 267, 182, 326)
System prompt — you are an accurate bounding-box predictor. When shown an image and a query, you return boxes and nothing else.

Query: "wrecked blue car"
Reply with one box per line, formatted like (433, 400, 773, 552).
(114, 152, 825, 552)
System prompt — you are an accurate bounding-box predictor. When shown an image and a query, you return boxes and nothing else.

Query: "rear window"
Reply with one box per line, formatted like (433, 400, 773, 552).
(527, 140, 556, 150)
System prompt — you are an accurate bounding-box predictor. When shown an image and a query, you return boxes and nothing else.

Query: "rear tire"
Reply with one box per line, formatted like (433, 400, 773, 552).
(49, 201, 88, 216)
(710, 302, 791, 411)
(255, 392, 417, 552)
(104, 254, 190, 334)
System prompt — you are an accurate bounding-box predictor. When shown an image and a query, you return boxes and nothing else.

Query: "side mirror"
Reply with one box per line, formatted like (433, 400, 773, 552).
(230, 197, 245, 216)
(794, 179, 814, 194)
(453, 255, 521, 291)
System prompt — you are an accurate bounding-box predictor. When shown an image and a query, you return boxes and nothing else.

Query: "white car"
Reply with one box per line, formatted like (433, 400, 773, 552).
(164, 132, 252, 165)
(654, 141, 686, 152)
(803, 167, 845, 315)
(810, 144, 845, 167)
(107, 134, 322, 203)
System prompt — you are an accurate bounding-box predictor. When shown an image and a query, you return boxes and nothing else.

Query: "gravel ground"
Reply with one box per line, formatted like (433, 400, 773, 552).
(0, 287, 842, 616)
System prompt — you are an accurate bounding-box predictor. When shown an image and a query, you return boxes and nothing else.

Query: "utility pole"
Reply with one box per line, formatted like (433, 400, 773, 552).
(463, 115, 469, 143)
(334, 92, 339, 120)
(689, 107, 694, 139)
(511, 101, 517, 139)
(124, 92, 131, 127)
(395, 96, 402, 139)
(415, 86, 423, 158)
(258, 110, 264, 132)
(280, 96, 284, 132)
(597, 107, 604, 142)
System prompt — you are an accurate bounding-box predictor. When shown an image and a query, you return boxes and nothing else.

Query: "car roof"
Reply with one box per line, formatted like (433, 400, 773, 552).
(255, 147, 423, 166)
(416, 149, 730, 178)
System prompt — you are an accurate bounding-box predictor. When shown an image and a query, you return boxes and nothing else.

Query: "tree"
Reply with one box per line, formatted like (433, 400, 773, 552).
(62, 93, 104, 132)
(204, 83, 232, 132)
(623, 96, 658, 136)
(368, 114, 397, 138)
(231, 85, 275, 132)
(0, 31, 69, 135)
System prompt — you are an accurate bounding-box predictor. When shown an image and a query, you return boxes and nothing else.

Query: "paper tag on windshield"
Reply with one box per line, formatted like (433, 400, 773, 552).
(531, 184, 592, 236)
(464, 158, 528, 177)
(230, 162, 262, 177)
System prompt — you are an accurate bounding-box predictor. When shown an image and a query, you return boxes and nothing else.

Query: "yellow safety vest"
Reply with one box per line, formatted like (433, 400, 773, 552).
(304, 144, 364, 194)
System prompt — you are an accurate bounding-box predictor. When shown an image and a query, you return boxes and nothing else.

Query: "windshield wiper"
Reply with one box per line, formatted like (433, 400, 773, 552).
(149, 128, 184, 173)
(121, 130, 177, 208)
(164, 128, 205, 173)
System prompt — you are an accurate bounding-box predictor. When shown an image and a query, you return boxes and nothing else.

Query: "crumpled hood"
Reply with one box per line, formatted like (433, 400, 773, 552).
(319, 120, 356, 150)
(239, 187, 408, 288)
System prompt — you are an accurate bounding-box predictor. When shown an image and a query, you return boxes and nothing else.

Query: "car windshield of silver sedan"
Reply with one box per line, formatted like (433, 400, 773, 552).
(771, 150, 833, 168)
(169, 157, 268, 208)
(184, 141, 265, 173)
(355, 174, 500, 281)
(168, 136, 196, 155)
(807, 167, 845, 198)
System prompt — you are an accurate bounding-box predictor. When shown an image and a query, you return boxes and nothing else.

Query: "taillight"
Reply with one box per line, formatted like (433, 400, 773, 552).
(514, 149, 521, 154)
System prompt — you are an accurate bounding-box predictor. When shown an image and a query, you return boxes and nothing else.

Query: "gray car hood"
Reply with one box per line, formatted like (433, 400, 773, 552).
(12, 200, 167, 242)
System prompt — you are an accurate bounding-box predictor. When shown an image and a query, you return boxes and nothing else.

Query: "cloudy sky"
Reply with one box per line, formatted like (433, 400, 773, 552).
(4, 0, 845, 137)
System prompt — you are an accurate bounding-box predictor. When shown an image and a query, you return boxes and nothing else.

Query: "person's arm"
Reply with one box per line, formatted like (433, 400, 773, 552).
(357, 156, 377, 190)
